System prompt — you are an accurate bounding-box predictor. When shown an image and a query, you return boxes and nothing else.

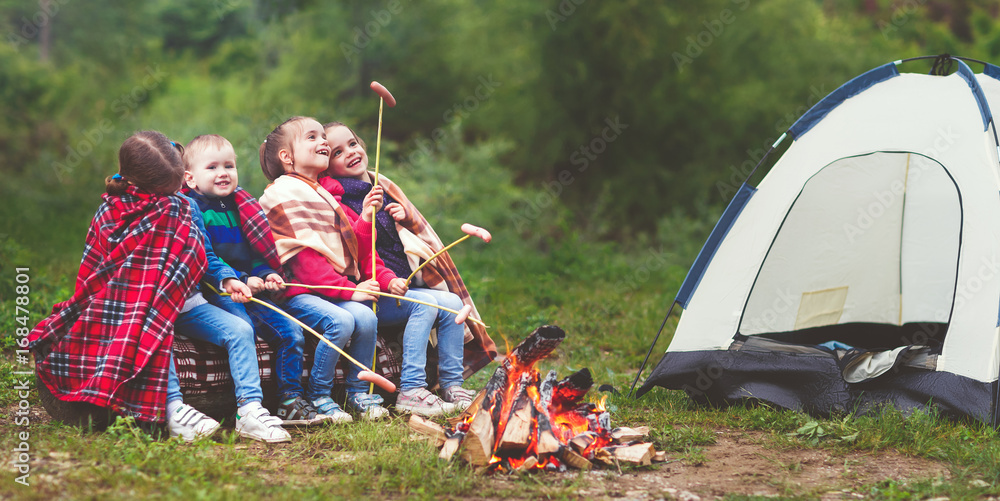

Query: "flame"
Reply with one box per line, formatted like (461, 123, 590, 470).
(595, 395, 607, 412)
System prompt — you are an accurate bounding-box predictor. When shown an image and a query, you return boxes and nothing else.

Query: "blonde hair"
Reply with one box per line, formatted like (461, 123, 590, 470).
(106, 131, 185, 195)
(259, 116, 309, 181)
(183, 134, 235, 171)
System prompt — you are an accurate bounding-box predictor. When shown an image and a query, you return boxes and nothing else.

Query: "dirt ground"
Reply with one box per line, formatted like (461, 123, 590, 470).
(11, 406, 953, 500)
(547, 428, 951, 500)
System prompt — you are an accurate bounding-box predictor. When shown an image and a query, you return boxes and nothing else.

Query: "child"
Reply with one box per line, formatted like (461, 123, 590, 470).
(28, 131, 217, 440)
(170, 140, 290, 443)
(258, 116, 388, 421)
(321, 121, 494, 416)
(181, 134, 333, 426)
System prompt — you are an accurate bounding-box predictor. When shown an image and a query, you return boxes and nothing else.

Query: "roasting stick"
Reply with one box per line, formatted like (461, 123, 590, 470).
(201, 283, 396, 393)
(369, 81, 396, 315)
(282, 282, 485, 328)
(368, 81, 396, 393)
(403, 223, 493, 289)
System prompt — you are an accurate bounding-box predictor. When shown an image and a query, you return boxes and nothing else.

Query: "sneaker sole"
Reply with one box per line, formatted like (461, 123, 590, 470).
(171, 421, 222, 443)
(281, 416, 333, 427)
(237, 429, 292, 443)
(394, 405, 447, 417)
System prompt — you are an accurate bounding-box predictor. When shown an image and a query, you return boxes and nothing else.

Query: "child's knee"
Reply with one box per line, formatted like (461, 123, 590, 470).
(354, 309, 377, 335)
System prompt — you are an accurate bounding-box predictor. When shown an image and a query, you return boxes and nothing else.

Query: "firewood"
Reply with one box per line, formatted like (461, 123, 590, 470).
(498, 400, 533, 453)
(535, 412, 561, 455)
(611, 426, 650, 444)
(538, 370, 558, 412)
(550, 368, 593, 414)
(439, 436, 462, 460)
(568, 431, 598, 456)
(514, 456, 538, 473)
(408, 414, 446, 447)
(610, 442, 654, 465)
(561, 449, 592, 470)
(652, 450, 667, 462)
(460, 406, 495, 466)
(482, 326, 566, 422)
(447, 390, 486, 426)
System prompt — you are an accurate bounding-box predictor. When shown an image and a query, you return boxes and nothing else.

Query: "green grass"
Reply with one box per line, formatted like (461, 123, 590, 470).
(5, 141, 1000, 499)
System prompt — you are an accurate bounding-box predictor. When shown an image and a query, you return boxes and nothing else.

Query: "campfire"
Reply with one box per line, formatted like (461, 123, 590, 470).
(409, 325, 665, 472)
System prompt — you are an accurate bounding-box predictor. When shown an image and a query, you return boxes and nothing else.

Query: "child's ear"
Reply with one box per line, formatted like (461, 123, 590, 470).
(278, 148, 293, 167)
(183, 170, 197, 190)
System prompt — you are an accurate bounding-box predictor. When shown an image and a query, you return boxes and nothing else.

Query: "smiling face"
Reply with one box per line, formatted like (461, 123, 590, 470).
(184, 144, 239, 197)
(282, 119, 331, 179)
(325, 125, 369, 181)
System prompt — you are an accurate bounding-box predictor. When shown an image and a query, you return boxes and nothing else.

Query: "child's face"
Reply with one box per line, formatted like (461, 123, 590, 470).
(285, 119, 331, 177)
(325, 125, 369, 181)
(184, 145, 238, 197)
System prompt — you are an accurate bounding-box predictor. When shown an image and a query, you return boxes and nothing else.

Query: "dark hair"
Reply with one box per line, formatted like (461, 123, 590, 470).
(106, 131, 185, 195)
(259, 116, 309, 182)
(322, 121, 367, 151)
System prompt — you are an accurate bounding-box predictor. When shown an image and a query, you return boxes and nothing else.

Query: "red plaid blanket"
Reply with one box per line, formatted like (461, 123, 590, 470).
(29, 187, 206, 423)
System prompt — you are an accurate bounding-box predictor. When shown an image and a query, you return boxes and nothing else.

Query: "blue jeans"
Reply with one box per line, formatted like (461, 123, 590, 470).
(173, 303, 263, 406)
(281, 294, 378, 400)
(210, 294, 306, 401)
(167, 352, 182, 404)
(376, 288, 465, 391)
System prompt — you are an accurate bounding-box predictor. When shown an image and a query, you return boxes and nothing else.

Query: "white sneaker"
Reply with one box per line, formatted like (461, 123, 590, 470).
(441, 386, 477, 413)
(395, 387, 456, 417)
(236, 402, 291, 443)
(168, 403, 220, 442)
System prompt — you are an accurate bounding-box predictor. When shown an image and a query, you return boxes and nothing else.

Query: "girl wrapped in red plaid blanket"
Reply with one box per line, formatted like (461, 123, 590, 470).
(29, 131, 206, 426)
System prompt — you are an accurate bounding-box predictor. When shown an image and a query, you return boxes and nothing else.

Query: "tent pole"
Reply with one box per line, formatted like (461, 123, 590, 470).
(628, 300, 679, 398)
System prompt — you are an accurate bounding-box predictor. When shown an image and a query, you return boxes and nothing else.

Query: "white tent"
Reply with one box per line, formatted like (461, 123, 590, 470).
(636, 56, 1000, 425)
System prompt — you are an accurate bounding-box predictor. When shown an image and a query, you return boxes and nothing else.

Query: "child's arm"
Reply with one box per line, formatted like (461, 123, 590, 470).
(180, 194, 251, 301)
(350, 185, 400, 292)
(286, 248, 377, 302)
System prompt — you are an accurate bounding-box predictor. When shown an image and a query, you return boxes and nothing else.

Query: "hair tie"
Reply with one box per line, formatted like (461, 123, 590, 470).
(112, 173, 123, 180)
(171, 141, 180, 148)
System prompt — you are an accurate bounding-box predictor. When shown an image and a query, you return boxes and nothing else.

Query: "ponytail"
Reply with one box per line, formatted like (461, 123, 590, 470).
(260, 116, 308, 181)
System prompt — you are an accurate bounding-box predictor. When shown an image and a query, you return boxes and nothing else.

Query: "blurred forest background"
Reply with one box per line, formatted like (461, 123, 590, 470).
(3, 0, 1000, 354)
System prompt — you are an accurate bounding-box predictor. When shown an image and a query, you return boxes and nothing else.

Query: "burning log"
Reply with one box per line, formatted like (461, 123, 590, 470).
(497, 399, 533, 453)
(461, 406, 495, 466)
(550, 368, 593, 414)
(534, 411, 562, 455)
(422, 325, 664, 473)
(482, 325, 565, 421)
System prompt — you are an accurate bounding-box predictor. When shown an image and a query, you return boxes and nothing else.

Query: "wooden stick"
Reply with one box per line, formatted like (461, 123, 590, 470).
(403, 234, 470, 288)
(282, 283, 488, 328)
(202, 283, 396, 393)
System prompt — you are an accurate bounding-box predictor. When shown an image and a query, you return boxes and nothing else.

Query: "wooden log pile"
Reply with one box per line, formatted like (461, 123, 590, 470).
(407, 325, 666, 472)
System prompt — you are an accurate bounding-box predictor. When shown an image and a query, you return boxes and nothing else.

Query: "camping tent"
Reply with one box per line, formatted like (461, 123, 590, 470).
(634, 55, 1000, 426)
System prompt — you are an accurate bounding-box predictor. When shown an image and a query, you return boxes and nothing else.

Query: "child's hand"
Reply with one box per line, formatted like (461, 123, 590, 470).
(388, 277, 408, 296)
(385, 203, 406, 222)
(351, 278, 380, 302)
(247, 276, 265, 294)
(361, 185, 384, 222)
(224, 278, 253, 303)
(264, 273, 285, 291)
